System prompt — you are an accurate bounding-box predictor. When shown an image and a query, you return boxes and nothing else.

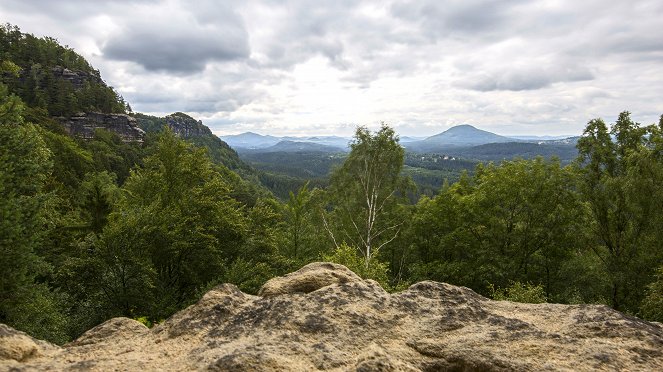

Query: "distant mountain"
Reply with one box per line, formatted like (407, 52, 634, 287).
(405, 124, 516, 152)
(220, 132, 282, 149)
(222, 132, 350, 151)
(541, 136, 580, 145)
(450, 141, 579, 163)
(510, 135, 576, 141)
(399, 136, 427, 143)
(426, 124, 513, 145)
(242, 140, 346, 153)
(281, 136, 350, 149)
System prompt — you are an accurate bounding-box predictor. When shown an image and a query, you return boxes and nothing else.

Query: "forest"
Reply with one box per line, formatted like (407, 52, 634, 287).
(2, 24, 663, 344)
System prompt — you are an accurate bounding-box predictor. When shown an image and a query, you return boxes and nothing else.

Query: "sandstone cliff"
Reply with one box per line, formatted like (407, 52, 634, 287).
(49, 66, 102, 90)
(1, 262, 662, 371)
(60, 112, 145, 142)
(165, 112, 213, 138)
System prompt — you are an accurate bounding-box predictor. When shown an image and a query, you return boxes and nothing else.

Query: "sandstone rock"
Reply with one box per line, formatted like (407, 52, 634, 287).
(60, 112, 145, 142)
(165, 112, 213, 138)
(49, 66, 102, 89)
(68, 318, 149, 347)
(0, 324, 59, 363)
(258, 261, 363, 297)
(2, 262, 662, 371)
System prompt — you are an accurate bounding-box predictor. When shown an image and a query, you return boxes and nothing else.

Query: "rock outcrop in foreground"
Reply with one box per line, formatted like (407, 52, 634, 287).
(2, 262, 662, 371)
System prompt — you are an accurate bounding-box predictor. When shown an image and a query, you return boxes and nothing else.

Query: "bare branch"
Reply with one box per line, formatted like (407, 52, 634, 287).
(375, 227, 401, 254)
(321, 213, 339, 249)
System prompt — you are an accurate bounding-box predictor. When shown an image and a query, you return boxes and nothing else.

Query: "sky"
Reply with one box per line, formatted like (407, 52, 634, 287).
(2, 0, 662, 137)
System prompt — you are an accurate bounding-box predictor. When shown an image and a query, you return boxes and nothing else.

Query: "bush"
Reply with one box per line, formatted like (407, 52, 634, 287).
(640, 267, 663, 322)
(222, 258, 275, 294)
(489, 281, 547, 304)
(322, 243, 390, 289)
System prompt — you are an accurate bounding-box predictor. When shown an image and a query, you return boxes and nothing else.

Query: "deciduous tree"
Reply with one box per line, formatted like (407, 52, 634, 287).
(326, 124, 411, 268)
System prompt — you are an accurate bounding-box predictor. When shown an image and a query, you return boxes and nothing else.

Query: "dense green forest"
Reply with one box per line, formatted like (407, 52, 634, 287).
(2, 24, 663, 344)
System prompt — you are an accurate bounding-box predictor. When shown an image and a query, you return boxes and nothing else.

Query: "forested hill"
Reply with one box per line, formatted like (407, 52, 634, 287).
(0, 24, 262, 188)
(0, 23, 128, 118)
(133, 112, 251, 174)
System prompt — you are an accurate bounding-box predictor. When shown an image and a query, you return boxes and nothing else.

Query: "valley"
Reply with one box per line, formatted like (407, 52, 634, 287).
(224, 125, 579, 198)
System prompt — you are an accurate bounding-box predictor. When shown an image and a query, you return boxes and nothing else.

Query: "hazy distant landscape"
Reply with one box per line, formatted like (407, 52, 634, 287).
(222, 125, 579, 197)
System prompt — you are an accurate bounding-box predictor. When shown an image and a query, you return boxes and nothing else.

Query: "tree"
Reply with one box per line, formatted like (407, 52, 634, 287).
(407, 158, 589, 301)
(576, 111, 663, 312)
(79, 171, 119, 233)
(325, 124, 411, 268)
(0, 82, 67, 343)
(283, 181, 325, 262)
(96, 129, 248, 319)
(640, 266, 663, 322)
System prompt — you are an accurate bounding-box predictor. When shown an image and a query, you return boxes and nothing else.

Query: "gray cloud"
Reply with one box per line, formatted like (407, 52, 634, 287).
(102, 3, 249, 73)
(390, 0, 530, 41)
(457, 64, 594, 92)
(2, 0, 663, 136)
(0, 0, 140, 18)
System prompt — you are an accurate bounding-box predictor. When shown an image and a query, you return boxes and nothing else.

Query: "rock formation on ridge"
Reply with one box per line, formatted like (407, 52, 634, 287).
(60, 112, 145, 142)
(1, 262, 662, 371)
(165, 112, 213, 138)
(49, 66, 102, 90)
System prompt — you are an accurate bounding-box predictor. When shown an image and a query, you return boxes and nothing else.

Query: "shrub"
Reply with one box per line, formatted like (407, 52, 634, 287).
(489, 281, 547, 304)
(322, 243, 390, 289)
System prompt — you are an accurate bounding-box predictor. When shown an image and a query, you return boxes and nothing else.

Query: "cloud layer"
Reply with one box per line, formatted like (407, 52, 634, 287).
(2, 0, 662, 136)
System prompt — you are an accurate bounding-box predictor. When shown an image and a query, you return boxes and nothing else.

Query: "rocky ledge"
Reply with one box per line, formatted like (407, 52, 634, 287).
(60, 112, 145, 142)
(1, 262, 662, 371)
(165, 112, 213, 138)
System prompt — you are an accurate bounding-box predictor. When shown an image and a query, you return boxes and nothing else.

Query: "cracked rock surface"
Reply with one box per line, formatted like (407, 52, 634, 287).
(1, 262, 662, 371)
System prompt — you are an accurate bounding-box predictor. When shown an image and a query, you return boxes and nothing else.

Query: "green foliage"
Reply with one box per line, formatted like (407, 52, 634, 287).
(82, 129, 144, 184)
(0, 85, 67, 343)
(0, 23, 126, 116)
(222, 258, 275, 294)
(79, 171, 119, 233)
(489, 281, 547, 304)
(283, 182, 317, 260)
(326, 124, 413, 268)
(3, 31, 663, 346)
(132, 112, 249, 172)
(576, 111, 663, 312)
(95, 129, 249, 319)
(3, 285, 69, 344)
(257, 170, 328, 201)
(40, 129, 94, 191)
(133, 316, 152, 328)
(407, 157, 588, 301)
(322, 243, 390, 289)
(241, 151, 345, 179)
(640, 267, 663, 322)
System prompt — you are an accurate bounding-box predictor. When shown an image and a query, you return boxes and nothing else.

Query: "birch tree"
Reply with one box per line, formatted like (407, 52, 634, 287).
(326, 124, 410, 268)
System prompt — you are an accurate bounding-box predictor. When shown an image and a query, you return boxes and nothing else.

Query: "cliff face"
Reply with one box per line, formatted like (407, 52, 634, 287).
(165, 112, 212, 138)
(60, 112, 145, 142)
(1, 262, 662, 371)
(49, 66, 102, 89)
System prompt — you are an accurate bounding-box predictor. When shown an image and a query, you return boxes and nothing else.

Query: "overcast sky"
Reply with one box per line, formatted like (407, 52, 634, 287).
(2, 0, 662, 137)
